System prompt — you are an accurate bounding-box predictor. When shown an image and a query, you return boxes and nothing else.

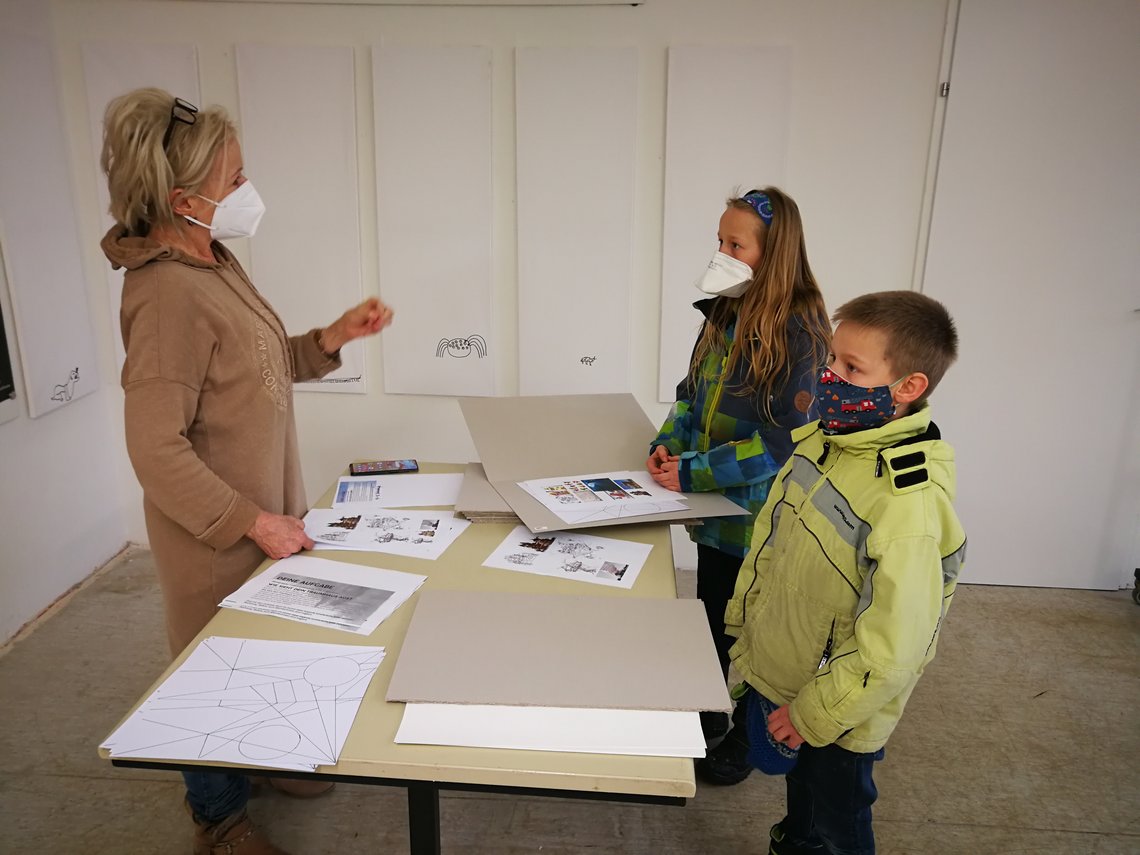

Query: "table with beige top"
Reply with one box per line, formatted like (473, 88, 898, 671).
(100, 463, 697, 854)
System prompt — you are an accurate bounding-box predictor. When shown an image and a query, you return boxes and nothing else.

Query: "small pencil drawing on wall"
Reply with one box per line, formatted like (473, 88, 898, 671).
(50, 366, 80, 403)
(436, 335, 487, 358)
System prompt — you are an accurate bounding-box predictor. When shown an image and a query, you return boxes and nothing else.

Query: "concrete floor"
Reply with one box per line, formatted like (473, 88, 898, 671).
(1, 548, 1138, 854)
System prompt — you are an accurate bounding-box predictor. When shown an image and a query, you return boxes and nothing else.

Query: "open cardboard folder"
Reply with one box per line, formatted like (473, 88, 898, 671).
(387, 590, 732, 713)
(458, 393, 748, 533)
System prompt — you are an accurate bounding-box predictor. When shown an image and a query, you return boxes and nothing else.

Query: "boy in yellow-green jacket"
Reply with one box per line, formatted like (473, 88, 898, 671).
(699, 291, 966, 855)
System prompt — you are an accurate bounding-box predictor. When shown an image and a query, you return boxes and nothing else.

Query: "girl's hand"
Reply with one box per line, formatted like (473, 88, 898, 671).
(650, 458, 682, 492)
(646, 444, 674, 474)
(767, 704, 806, 749)
(320, 297, 394, 354)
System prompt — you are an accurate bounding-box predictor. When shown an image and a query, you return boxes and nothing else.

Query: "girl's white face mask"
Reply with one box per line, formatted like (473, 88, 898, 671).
(184, 180, 266, 241)
(695, 251, 753, 298)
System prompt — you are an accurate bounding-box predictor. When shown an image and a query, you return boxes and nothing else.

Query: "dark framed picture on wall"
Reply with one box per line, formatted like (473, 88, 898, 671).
(0, 236, 20, 425)
(0, 300, 14, 403)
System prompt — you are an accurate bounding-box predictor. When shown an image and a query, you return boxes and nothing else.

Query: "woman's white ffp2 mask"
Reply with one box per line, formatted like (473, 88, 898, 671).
(695, 252, 753, 298)
(184, 180, 266, 241)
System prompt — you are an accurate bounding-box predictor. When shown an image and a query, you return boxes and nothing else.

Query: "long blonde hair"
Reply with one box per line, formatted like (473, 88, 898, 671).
(689, 186, 831, 417)
(100, 87, 235, 235)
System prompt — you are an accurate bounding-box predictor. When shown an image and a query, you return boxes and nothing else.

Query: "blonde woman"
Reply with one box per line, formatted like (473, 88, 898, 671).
(101, 88, 391, 854)
(648, 187, 831, 744)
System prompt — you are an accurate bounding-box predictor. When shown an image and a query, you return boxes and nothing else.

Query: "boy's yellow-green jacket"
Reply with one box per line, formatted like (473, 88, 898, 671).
(725, 405, 966, 754)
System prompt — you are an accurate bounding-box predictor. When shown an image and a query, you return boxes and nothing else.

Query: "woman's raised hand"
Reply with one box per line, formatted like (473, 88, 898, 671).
(320, 297, 394, 355)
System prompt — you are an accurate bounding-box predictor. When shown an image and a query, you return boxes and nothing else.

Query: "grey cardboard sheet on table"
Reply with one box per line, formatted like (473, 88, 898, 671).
(458, 393, 747, 533)
(386, 590, 732, 713)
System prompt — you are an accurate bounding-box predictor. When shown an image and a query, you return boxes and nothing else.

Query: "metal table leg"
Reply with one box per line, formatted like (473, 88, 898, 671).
(407, 781, 441, 855)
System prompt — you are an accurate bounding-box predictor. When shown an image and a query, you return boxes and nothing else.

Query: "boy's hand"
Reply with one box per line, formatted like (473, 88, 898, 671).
(767, 704, 805, 749)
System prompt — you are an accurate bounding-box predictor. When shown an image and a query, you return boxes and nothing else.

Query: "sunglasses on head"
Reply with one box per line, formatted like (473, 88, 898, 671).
(162, 97, 198, 151)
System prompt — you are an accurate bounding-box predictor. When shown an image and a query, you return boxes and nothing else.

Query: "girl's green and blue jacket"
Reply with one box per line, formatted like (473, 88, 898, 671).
(651, 298, 821, 558)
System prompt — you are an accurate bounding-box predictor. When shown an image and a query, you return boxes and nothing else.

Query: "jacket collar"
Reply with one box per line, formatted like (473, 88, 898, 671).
(693, 296, 724, 319)
(793, 405, 936, 454)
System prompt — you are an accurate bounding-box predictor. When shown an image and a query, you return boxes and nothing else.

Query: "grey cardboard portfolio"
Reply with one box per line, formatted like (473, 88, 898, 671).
(458, 393, 747, 533)
(386, 590, 732, 713)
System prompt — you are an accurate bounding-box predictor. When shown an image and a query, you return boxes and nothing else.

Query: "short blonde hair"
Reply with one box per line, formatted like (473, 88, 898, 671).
(833, 291, 958, 408)
(100, 87, 235, 234)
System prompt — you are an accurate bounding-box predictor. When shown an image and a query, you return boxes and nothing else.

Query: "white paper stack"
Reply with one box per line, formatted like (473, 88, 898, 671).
(102, 637, 384, 771)
(395, 704, 704, 758)
(220, 554, 426, 635)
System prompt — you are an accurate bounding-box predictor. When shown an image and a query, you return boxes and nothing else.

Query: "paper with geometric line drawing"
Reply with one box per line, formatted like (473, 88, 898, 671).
(101, 637, 384, 771)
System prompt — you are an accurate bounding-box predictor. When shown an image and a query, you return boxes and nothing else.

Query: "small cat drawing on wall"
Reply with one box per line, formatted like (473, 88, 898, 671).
(580, 356, 597, 366)
(436, 335, 488, 358)
(51, 367, 79, 403)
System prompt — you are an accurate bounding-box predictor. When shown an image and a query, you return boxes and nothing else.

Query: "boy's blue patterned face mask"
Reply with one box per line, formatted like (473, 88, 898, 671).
(815, 367, 906, 432)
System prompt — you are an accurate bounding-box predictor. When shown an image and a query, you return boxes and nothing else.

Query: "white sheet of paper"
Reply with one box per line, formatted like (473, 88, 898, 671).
(332, 474, 464, 509)
(101, 637, 384, 771)
(304, 509, 468, 560)
(482, 526, 652, 589)
(538, 499, 691, 529)
(395, 703, 704, 758)
(520, 471, 684, 513)
(220, 555, 426, 635)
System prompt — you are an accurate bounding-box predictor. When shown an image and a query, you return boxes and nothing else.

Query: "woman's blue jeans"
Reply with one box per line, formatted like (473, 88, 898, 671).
(183, 771, 250, 823)
(781, 742, 885, 855)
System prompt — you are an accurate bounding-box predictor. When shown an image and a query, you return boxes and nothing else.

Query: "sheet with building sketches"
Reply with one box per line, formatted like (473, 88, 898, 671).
(304, 508, 469, 559)
(331, 473, 464, 509)
(483, 525, 652, 589)
(220, 554, 426, 635)
(101, 636, 384, 772)
(395, 703, 704, 758)
(518, 470, 688, 526)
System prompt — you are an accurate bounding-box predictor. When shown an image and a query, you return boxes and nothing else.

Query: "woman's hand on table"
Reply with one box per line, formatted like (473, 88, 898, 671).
(319, 297, 394, 355)
(247, 511, 315, 559)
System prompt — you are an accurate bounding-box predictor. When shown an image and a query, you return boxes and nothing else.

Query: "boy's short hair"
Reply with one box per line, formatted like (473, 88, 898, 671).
(833, 291, 958, 409)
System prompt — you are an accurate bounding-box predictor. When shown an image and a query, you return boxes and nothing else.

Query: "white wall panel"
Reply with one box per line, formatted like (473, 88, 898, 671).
(0, 2, 100, 417)
(657, 46, 790, 402)
(373, 46, 495, 397)
(237, 44, 365, 392)
(516, 47, 638, 396)
(923, 0, 1140, 587)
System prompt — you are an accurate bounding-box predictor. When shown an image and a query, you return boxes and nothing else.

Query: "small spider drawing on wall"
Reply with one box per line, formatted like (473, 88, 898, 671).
(436, 335, 488, 358)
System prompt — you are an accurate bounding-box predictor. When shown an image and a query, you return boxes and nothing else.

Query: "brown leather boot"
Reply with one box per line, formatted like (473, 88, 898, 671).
(190, 804, 290, 855)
